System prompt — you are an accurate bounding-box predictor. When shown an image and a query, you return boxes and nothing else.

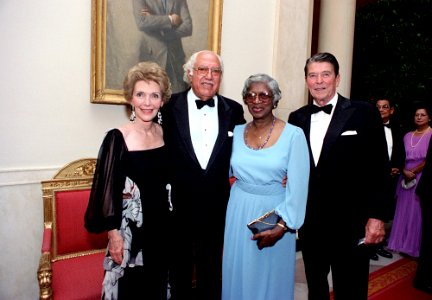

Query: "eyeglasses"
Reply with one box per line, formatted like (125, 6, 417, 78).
(376, 104, 390, 110)
(193, 66, 222, 77)
(244, 91, 273, 104)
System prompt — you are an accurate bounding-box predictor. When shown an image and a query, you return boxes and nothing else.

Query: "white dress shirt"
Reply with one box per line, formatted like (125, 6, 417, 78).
(383, 122, 393, 159)
(310, 94, 338, 166)
(187, 90, 219, 169)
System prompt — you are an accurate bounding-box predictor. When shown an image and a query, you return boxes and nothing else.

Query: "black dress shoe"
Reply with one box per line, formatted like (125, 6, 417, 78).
(413, 279, 432, 294)
(369, 252, 379, 261)
(376, 247, 393, 259)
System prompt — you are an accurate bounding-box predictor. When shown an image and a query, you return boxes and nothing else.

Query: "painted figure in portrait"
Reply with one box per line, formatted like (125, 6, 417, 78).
(101, 0, 211, 102)
(132, 0, 193, 93)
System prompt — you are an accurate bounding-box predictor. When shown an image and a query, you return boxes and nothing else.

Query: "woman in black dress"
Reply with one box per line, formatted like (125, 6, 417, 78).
(85, 61, 172, 299)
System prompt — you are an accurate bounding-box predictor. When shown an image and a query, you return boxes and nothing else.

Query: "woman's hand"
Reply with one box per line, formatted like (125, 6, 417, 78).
(108, 229, 124, 265)
(402, 168, 416, 181)
(252, 224, 286, 250)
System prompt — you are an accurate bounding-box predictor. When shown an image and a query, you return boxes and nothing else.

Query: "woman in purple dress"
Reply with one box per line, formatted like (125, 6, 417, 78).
(388, 104, 432, 257)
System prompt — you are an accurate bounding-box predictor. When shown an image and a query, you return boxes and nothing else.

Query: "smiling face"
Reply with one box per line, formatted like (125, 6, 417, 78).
(188, 51, 222, 100)
(131, 80, 163, 123)
(305, 62, 340, 106)
(245, 82, 274, 120)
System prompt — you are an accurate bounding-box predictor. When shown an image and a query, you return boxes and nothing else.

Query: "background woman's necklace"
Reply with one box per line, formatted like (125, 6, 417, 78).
(410, 127, 430, 148)
(245, 116, 276, 150)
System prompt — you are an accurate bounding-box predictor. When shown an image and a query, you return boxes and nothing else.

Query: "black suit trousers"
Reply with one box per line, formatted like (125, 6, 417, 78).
(300, 229, 370, 300)
(169, 234, 223, 300)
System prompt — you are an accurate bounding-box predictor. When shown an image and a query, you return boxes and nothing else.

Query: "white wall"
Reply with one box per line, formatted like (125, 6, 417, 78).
(220, 0, 277, 110)
(0, 0, 308, 299)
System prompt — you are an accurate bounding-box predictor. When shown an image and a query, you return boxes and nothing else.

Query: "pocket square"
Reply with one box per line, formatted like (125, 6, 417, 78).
(341, 130, 357, 136)
(228, 131, 234, 137)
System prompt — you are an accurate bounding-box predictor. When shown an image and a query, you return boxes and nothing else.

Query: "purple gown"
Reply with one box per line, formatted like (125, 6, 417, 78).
(388, 129, 432, 257)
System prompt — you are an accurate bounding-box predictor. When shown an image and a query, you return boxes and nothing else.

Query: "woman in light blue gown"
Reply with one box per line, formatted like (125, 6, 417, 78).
(222, 74, 310, 300)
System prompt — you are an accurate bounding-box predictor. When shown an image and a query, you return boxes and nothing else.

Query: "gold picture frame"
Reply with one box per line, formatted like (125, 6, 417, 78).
(91, 0, 224, 104)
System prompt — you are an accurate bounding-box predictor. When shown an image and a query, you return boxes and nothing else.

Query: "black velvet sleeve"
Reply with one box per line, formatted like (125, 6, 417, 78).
(84, 129, 128, 233)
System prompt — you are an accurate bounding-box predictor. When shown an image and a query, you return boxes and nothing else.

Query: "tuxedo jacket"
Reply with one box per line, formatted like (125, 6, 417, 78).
(387, 121, 405, 171)
(162, 90, 245, 236)
(288, 95, 389, 244)
(383, 120, 406, 218)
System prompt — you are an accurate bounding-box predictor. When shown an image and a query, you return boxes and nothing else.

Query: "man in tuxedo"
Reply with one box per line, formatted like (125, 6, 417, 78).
(414, 136, 432, 294)
(288, 52, 389, 300)
(133, 0, 192, 93)
(162, 50, 245, 300)
(368, 98, 405, 260)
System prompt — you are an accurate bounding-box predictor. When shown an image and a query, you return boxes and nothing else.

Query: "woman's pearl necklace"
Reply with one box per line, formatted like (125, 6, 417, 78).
(410, 127, 430, 148)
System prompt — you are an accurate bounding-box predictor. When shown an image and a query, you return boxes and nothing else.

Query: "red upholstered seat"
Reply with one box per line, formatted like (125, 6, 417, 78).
(51, 252, 105, 300)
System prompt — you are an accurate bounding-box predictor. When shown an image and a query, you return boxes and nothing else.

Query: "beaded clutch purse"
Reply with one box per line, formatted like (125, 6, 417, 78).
(247, 210, 281, 234)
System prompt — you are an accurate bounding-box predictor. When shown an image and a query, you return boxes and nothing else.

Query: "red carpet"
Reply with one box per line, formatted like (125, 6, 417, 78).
(330, 258, 432, 300)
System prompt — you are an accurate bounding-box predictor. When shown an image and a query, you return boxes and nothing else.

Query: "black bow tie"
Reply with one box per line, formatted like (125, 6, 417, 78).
(311, 104, 333, 114)
(195, 98, 215, 109)
(383, 123, 391, 128)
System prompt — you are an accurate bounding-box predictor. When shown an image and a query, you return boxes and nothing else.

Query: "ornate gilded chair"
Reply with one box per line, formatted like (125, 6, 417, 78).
(37, 158, 108, 300)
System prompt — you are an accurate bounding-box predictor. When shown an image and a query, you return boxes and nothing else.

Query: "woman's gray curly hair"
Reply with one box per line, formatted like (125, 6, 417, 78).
(241, 73, 282, 108)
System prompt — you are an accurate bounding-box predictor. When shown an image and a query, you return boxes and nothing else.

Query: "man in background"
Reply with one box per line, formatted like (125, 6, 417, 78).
(369, 98, 405, 260)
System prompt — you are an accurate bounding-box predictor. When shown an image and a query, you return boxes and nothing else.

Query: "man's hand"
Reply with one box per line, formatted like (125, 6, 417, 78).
(390, 167, 400, 177)
(364, 218, 385, 245)
(170, 14, 182, 27)
(141, 7, 151, 16)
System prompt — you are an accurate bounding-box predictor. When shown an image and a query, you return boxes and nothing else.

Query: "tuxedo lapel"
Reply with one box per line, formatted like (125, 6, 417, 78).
(171, 92, 201, 167)
(299, 107, 313, 145)
(389, 125, 397, 161)
(295, 107, 314, 167)
(319, 96, 355, 166)
(206, 95, 231, 169)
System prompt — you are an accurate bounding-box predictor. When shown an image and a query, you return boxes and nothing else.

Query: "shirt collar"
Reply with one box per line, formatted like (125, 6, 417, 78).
(188, 90, 217, 108)
(313, 94, 338, 113)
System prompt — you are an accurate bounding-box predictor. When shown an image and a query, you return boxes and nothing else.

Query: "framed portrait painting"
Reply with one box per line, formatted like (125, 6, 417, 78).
(91, 0, 224, 104)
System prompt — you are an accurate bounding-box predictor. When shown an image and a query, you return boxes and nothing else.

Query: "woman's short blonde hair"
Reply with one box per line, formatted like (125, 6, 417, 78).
(123, 61, 172, 103)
